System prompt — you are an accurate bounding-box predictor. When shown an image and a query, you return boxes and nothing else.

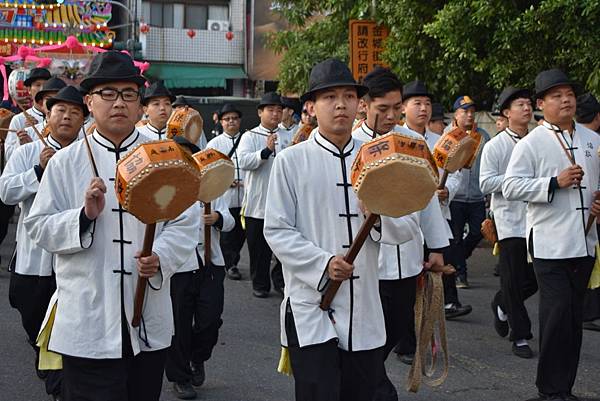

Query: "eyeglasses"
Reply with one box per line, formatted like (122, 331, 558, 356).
(90, 88, 140, 102)
(221, 117, 240, 122)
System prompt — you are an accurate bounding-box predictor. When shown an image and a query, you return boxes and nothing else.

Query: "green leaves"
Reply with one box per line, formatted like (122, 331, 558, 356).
(268, 0, 600, 104)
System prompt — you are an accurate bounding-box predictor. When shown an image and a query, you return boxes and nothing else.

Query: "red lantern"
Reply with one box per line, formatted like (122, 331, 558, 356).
(140, 23, 150, 34)
(35, 22, 44, 30)
(225, 31, 234, 41)
(187, 29, 195, 39)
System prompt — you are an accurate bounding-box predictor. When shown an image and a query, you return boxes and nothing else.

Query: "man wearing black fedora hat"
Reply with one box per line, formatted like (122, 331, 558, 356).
(428, 103, 447, 135)
(4, 71, 58, 161)
(137, 80, 175, 141)
(238, 91, 292, 298)
(350, 70, 449, 400)
(0, 85, 87, 400)
(7, 67, 51, 130)
(504, 69, 600, 401)
(264, 58, 419, 401)
(480, 86, 538, 359)
(207, 103, 246, 281)
(280, 96, 301, 137)
(24, 51, 199, 401)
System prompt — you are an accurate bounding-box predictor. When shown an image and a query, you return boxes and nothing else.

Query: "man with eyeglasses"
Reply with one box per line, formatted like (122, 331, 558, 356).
(206, 103, 246, 281)
(24, 51, 199, 401)
(137, 80, 175, 141)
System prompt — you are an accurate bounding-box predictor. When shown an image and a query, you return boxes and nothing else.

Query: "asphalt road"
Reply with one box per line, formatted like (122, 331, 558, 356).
(0, 221, 599, 401)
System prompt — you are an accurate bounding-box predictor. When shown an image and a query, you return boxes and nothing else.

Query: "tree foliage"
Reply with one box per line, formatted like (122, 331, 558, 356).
(267, 0, 600, 108)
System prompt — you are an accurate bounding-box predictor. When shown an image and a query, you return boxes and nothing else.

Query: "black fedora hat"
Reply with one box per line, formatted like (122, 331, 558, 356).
(497, 86, 531, 116)
(34, 77, 67, 103)
(402, 80, 433, 102)
(80, 51, 146, 92)
(258, 92, 282, 109)
(300, 58, 368, 104)
(218, 103, 242, 120)
(535, 69, 579, 99)
(576, 93, 600, 124)
(46, 85, 90, 117)
(281, 96, 301, 115)
(24, 68, 51, 87)
(142, 80, 175, 105)
(172, 96, 189, 107)
(430, 103, 447, 122)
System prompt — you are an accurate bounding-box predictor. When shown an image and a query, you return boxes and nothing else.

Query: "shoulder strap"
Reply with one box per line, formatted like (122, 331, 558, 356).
(227, 133, 243, 158)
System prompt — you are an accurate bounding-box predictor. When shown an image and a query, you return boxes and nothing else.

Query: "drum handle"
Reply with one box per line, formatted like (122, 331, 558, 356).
(585, 192, 600, 235)
(438, 171, 449, 190)
(132, 223, 157, 328)
(204, 202, 211, 269)
(319, 213, 379, 311)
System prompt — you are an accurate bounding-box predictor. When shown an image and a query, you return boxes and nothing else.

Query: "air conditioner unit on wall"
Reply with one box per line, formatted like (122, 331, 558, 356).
(208, 20, 229, 31)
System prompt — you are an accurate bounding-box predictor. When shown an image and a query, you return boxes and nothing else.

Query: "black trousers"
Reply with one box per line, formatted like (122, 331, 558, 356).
(9, 272, 62, 395)
(0, 200, 14, 248)
(495, 238, 538, 341)
(245, 217, 284, 291)
(442, 228, 459, 305)
(165, 265, 225, 384)
(533, 256, 594, 395)
(448, 200, 485, 275)
(374, 277, 417, 401)
(9, 272, 56, 345)
(61, 349, 166, 401)
(220, 207, 246, 269)
(285, 300, 384, 401)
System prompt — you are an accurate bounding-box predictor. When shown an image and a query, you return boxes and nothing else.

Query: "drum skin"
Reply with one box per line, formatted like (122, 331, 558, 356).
(166, 106, 203, 145)
(351, 132, 439, 218)
(8, 69, 31, 107)
(115, 139, 202, 224)
(192, 148, 235, 203)
(433, 127, 476, 172)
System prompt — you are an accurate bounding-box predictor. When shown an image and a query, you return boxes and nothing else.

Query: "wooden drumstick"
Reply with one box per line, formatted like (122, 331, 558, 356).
(0, 128, 17, 132)
(320, 213, 379, 311)
(204, 202, 212, 269)
(132, 223, 157, 327)
(438, 171, 449, 190)
(16, 102, 48, 147)
(585, 192, 600, 235)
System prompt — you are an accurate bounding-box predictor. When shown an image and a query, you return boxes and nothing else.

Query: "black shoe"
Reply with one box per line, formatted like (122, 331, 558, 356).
(173, 381, 197, 400)
(491, 299, 509, 337)
(226, 266, 242, 280)
(561, 393, 579, 401)
(583, 320, 600, 331)
(273, 286, 284, 296)
(253, 289, 269, 298)
(445, 303, 472, 319)
(397, 353, 414, 365)
(52, 395, 61, 401)
(512, 343, 533, 359)
(190, 361, 205, 387)
(456, 275, 470, 289)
